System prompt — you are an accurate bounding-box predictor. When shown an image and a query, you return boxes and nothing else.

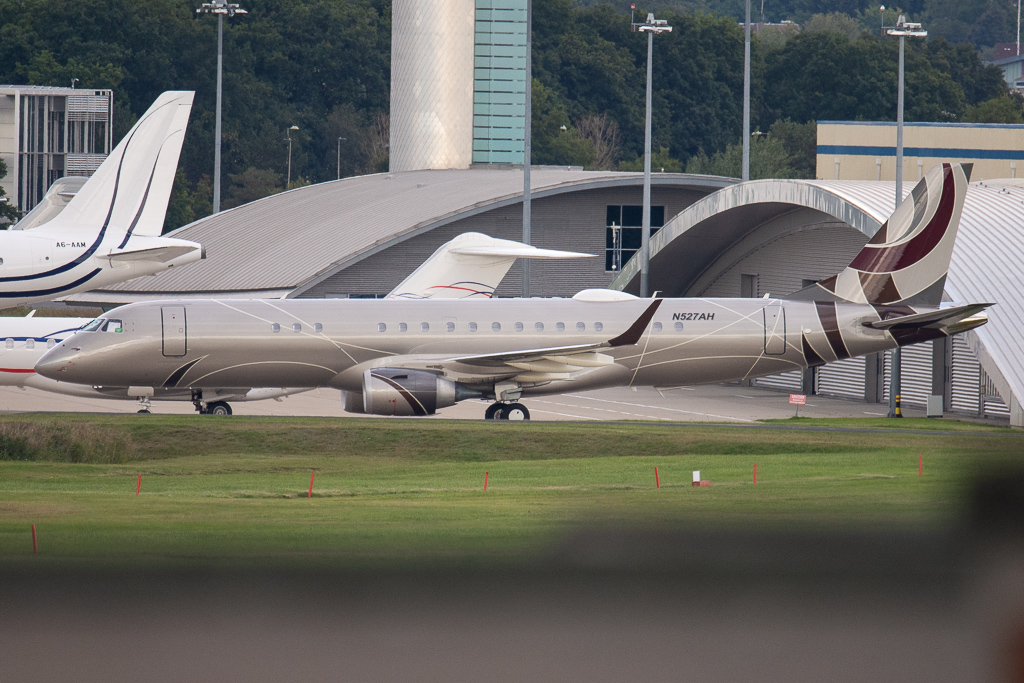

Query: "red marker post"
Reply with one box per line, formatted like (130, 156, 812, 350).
(484, 471, 489, 491)
(309, 471, 315, 498)
(789, 393, 807, 417)
(655, 467, 660, 489)
(753, 463, 757, 484)
(136, 473, 142, 495)
(31, 524, 37, 554)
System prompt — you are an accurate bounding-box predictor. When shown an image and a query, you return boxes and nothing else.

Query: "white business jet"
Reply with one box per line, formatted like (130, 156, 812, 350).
(0, 91, 203, 307)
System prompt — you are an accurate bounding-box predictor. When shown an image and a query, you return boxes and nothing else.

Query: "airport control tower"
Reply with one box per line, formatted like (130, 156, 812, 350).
(390, 0, 527, 172)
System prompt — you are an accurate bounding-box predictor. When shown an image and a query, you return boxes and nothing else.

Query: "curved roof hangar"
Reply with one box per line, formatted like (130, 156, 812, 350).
(612, 177, 1024, 424)
(89, 168, 734, 300)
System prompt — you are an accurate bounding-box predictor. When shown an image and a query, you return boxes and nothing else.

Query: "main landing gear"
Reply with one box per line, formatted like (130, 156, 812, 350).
(191, 390, 233, 416)
(484, 402, 531, 421)
(136, 396, 152, 414)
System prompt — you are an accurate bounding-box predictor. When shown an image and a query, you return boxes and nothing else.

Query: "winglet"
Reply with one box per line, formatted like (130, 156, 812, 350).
(608, 299, 662, 347)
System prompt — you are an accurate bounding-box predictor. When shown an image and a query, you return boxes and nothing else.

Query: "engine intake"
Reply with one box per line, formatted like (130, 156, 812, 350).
(362, 368, 457, 416)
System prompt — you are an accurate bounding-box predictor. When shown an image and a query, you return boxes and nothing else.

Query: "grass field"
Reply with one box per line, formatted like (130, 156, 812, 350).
(0, 414, 1020, 570)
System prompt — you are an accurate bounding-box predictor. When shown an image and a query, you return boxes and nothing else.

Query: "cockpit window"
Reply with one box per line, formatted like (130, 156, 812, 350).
(82, 319, 104, 332)
(100, 319, 123, 333)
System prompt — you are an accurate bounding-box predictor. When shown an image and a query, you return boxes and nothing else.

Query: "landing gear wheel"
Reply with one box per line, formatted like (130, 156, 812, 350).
(499, 403, 530, 421)
(206, 401, 232, 416)
(137, 409, 151, 415)
(484, 403, 504, 420)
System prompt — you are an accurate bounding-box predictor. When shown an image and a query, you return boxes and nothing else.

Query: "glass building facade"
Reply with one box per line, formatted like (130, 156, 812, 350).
(472, 0, 527, 165)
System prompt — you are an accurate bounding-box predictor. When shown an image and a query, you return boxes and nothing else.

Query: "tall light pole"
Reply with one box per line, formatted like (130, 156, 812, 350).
(523, 0, 532, 298)
(885, 15, 927, 418)
(633, 11, 672, 298)
(742, 0, 751, 181)
(197, 1, 248, 214)
(286, 125, 299, 187)
(337, 137, 346, 180)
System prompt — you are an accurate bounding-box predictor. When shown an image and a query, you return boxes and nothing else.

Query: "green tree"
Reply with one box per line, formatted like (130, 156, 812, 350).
(768, 120, 817, 178)
(961, 94, 1024, 123)
(619, 147, 683, 172)
(685, 135, 796, 179)
(222, 168, 281, 210)
(531, 80, 594, 167)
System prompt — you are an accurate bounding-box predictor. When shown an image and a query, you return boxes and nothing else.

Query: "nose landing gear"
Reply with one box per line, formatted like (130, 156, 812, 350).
(484, 402, 531, 421)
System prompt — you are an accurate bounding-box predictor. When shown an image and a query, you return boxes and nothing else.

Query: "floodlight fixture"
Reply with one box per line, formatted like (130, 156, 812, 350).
(631, 11, 672, 297)
(197, 1, 249, 214)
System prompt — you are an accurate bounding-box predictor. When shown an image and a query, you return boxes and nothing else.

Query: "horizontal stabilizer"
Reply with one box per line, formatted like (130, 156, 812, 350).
(865, 303, 992, 331)
(387, 232, 593, 300)
(107, 244, 202, 264)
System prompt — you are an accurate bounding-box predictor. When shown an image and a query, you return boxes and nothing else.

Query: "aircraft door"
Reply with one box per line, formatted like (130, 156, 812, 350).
(161, 306, 187, 357)
(763, 304, 786, 355)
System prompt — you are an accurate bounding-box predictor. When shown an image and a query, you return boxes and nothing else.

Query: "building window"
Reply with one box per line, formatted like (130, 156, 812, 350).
(606, 205, 665, 272)
(741, 273, 759, 298)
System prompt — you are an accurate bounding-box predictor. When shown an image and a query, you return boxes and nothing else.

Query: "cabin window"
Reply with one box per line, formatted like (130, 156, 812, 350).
(421, 322, 429, 332)
(514, 322, 523, 332)
(377, 323, 386, 332)
(271, 323, 281, 333)
(25, 339, 34, 349)
(4, 338, 12, 349)
(492, 322, 501, 332)
(292, 323, 301, 333)
(594, 322, 603, 332)
(102, 319, 122, 333)
(556, 322, 565, 332)
(47, 339, 56, 348)
(313, 323, 323, 333)
(535, 322, 544, 332)
(399, 323, 408, 332)
(469, 322, 478, 332)
(653, 322, 662, 332)
(674, 322, 683, 332)
(576, 322, 586, 332)
(446, 322, 455, 332)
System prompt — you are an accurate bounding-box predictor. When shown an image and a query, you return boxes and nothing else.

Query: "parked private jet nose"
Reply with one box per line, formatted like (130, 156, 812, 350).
(35, 343, 84, 381)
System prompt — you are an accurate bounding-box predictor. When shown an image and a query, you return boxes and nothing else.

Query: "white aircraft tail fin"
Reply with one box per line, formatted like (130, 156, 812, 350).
(51, 91, 194, 241)
(791, 162, 971, 307)
(387, 232, 592, 300)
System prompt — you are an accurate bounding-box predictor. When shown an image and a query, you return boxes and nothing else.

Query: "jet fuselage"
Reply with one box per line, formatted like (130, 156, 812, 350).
(36, 296, 919, 396)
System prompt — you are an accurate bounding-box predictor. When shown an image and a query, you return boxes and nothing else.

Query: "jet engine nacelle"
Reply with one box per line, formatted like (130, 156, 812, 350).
(362, 368, 456, 416)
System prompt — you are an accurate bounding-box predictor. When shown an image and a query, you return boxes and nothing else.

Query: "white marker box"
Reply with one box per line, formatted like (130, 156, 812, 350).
(693, 470, 700, 483)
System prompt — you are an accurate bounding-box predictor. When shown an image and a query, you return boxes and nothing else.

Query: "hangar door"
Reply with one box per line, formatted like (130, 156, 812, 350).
(161, 306, 187, 357)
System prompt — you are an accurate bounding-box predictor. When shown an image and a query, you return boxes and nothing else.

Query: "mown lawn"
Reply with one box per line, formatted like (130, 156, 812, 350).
(0, 415, 1018, 570)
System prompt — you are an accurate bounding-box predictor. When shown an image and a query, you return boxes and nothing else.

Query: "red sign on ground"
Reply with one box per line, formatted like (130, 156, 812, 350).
(789, 394, 807, 405)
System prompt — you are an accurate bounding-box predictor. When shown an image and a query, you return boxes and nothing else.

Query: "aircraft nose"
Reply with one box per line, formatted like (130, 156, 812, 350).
(35, 344, 82, 380)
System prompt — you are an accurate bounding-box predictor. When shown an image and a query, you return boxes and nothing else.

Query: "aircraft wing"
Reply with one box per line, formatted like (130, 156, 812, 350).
(393, 300, 662, 382)
(864, 303, 993, 331)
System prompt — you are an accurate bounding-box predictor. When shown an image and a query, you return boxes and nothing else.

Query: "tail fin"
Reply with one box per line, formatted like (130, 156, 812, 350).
(793, 162, 970, 306)
(49, 91, 194, 241)
(386, 232, 592, 299)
